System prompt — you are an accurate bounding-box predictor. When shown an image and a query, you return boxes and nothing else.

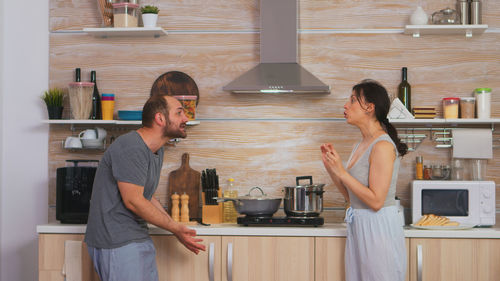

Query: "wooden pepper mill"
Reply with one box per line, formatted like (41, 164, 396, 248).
(171, 193, 180, 222)
(180, 193, 190, 223)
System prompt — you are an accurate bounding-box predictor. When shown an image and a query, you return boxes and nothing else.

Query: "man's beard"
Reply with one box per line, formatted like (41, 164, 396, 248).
(162, 120, 187, 139)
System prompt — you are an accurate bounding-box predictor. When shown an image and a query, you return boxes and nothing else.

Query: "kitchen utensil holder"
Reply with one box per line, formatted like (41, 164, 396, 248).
(97, 0, 113, 27)
(397, 127, 500, 150)
(202, 191, 223, 224)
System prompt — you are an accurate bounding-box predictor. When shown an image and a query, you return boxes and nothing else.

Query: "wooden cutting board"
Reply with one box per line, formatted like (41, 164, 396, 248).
(167, 153, 201, 219)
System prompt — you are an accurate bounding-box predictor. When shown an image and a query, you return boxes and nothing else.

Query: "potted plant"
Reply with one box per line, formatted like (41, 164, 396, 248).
(42, 88, 65, 119)
(141, 5, 159, 28)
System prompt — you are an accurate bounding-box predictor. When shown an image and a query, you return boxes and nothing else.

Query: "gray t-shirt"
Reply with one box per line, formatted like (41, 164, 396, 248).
(84, 131, 164, 249)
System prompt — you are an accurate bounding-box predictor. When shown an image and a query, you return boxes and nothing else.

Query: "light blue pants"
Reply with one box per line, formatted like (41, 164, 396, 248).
(87, 240, 159, 281)
(344, 206, 406, 281)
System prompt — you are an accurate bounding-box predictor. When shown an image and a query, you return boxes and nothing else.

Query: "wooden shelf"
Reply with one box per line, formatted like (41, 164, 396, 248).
(44, 120, 200, 126)
(404, 24, 488, 38)
(389, 118, 500, 125)
(83, 27, 168, 38)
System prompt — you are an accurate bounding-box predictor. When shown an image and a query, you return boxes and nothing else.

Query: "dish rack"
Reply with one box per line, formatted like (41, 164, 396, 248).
(97, 0, 113, 27)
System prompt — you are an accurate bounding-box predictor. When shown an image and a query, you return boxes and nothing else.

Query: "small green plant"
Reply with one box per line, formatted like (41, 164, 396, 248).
(141, 5, 159, 14)
(42, 88, 65, 107)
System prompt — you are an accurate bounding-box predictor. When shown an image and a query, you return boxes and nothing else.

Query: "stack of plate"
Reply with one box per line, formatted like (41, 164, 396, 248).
(118, 110, 142, 120)
(413, 106, 436, 119)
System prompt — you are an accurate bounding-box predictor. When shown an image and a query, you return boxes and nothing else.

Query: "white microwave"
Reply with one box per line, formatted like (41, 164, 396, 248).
(412, 180, 496, 227)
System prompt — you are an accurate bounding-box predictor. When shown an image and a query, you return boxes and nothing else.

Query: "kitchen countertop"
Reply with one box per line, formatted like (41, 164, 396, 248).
(37, 223, 500, 239)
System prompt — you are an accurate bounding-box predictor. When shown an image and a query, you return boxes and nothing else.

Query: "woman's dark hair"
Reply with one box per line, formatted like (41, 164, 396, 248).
(352, 79, 408, 156)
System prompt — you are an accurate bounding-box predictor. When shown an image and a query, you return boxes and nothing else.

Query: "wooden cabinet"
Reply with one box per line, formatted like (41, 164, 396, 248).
(221, 236, 315, 281)
(39, 233, 500, 281)
(38, 234, 99, 281)
(315, 237, 410, 281)
(152, 235, 221, 281)
(409, 238, 500, 281)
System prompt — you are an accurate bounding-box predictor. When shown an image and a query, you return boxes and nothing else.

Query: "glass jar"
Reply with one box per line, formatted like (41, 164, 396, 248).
(460, 97, 475, 118)
(474, 88, 491, 119)
(442, 97, 459, 119)
(431, 164, 443, 179)
(112, 3, 139, 27)
(423, 165, 432, 180)
(173, 95, 197, 121)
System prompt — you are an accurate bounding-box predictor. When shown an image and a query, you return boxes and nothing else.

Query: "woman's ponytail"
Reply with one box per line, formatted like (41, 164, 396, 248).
(353, 80, 408, 157)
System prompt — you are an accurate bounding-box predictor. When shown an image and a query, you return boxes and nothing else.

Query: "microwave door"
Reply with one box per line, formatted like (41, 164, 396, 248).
(421, 189, 469, 217)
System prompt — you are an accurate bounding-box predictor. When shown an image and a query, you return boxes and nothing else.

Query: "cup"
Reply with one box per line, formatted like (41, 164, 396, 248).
(95, 127, 107, 140)
(64, 136, 83, 149)
(101, 94, 115, 120)
(471, 159, 487, 180)
(79, 129, 97, 140)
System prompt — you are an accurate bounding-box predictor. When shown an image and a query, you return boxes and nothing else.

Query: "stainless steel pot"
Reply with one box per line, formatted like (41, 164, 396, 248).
(284, 176, 325, 217)
(216, 187, 282, 217)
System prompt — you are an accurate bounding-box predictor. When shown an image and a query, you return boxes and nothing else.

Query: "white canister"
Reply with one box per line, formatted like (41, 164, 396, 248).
(474, 88, 491, 119)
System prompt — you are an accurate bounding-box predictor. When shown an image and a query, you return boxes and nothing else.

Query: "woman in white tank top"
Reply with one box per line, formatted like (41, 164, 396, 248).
(321, 80, 408, 281)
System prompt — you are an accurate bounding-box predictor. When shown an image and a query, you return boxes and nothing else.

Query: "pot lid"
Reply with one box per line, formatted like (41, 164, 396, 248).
(286, 183, 325, 189)
(236, 186, 281, 200)
(288, 176, 325, 189)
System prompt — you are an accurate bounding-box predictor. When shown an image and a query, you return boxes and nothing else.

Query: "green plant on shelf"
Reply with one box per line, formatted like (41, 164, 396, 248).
(141, 5, 159, 14)
(41, 88, 65, 107)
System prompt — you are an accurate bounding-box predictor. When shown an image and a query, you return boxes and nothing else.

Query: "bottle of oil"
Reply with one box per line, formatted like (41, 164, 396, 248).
(223, 178, 238, 223)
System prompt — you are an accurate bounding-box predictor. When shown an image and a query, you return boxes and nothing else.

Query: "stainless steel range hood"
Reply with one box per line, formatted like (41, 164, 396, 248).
(223, 0, 330, 94)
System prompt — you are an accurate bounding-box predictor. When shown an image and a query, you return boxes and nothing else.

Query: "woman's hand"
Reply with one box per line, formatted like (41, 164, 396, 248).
(321, 143, 346, 180)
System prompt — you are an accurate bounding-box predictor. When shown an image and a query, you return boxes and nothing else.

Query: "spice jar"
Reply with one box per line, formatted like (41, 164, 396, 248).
(415, 156, 423, 180)
(423, 165, 432, 180)
(442, 97, 459, 119)
(460, 97, 475, 118)
(474, 88, 491, 119)
(431, 164, 443, 179)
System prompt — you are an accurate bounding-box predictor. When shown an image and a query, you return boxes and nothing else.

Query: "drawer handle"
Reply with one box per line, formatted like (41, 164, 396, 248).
(209, 243, 214, 281)
(417, 244, 423, 281)
(227, 242, 233, 281)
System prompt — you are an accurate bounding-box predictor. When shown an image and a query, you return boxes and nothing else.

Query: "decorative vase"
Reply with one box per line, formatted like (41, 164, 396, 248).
(410, 6, 428, 25)
(142, 13, 158, 27)
(46, 105, 63, 119)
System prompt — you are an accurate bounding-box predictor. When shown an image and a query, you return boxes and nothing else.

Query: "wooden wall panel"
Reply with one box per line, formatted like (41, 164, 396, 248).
(48, 122, 500, 219)
(50, 33, 500, 119)
(50, 0, 500, 31)
(47, 0, 500, 222)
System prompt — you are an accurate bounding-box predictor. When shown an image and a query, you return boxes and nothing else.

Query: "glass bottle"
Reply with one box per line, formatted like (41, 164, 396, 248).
(223, 178, 238, 223)
(75, 68, 81, 82)
(90, 70, 102, 120)
(398, 67, 411, 112)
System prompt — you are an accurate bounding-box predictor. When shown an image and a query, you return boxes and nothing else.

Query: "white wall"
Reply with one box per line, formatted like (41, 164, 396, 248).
(0, 0, 49, 280)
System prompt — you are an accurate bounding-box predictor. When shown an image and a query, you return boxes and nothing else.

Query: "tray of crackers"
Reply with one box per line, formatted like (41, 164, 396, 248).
(411, 214, 475, 230)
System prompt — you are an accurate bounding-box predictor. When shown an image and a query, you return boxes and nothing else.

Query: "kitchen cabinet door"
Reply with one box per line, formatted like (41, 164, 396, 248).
(221, 236, 314, 281)
(152, 235, 222, 281)
(38, 234, 100, 281)
(409, 238, 500, 281)
(315, 237, 410, 281)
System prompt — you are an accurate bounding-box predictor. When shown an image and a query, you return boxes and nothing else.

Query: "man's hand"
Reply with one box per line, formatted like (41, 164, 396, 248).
(173, 224, 206, 254)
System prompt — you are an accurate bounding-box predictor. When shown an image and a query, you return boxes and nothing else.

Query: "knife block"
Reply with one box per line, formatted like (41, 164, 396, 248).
(202, 190, 223, 224)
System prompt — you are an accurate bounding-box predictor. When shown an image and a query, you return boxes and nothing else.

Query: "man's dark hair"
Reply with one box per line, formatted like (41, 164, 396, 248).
(142, 95, 169, 128)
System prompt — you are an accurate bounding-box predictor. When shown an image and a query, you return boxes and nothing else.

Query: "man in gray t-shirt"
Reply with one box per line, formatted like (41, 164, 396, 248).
(84, 95, 205, 281)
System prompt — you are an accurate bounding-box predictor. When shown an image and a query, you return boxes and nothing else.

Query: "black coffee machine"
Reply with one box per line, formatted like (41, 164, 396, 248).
(56, 160, 98, 224)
